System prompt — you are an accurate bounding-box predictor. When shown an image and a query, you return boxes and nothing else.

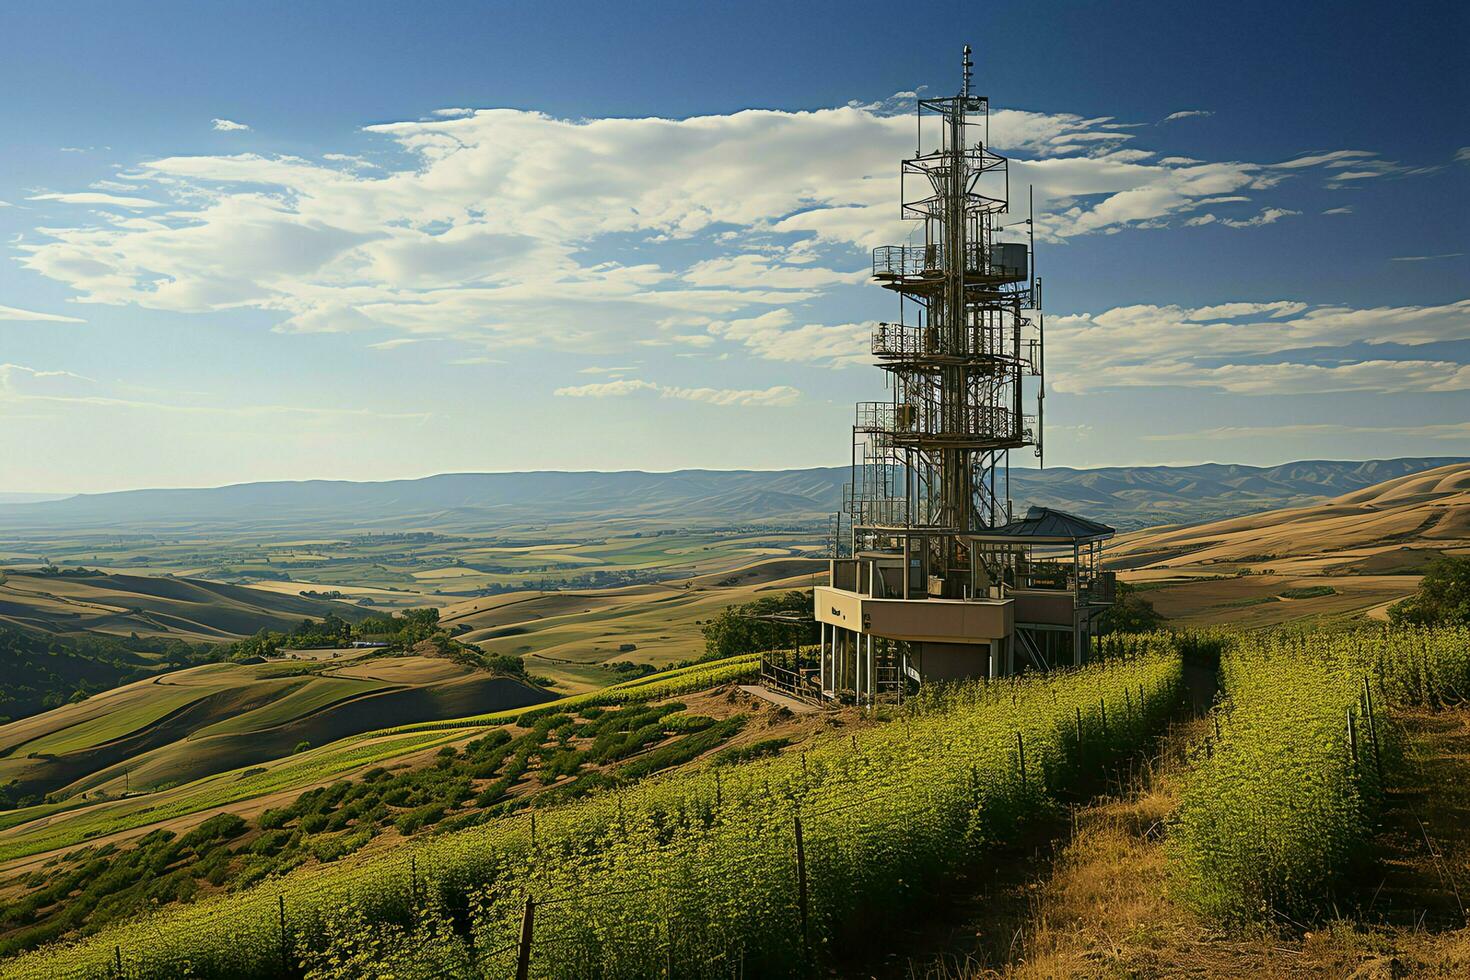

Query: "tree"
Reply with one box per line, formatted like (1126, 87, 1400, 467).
(701, 591, 817, 661)
(1389, 554, 1470, 627)
(1096, 581, 1165, 635)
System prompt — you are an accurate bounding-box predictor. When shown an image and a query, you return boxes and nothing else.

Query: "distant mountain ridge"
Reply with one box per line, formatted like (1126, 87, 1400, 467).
(1, 457, 1463, 532)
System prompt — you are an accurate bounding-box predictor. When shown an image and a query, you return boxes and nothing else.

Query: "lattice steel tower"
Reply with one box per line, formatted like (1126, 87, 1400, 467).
(840, 44, 1042, 601)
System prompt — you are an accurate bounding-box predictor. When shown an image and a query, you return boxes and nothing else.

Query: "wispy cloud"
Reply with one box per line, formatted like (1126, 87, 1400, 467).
(1050, 297, 1470, 395)
(554, 378, 800, 406)
(0, 303, 85, 323)
(1391, 252, 1464, 262)
(1160, 110, 1213, 123)
(211, 118, 251, 132)
(27, 192, 161, 209)
(1184, 207, 1299, 229)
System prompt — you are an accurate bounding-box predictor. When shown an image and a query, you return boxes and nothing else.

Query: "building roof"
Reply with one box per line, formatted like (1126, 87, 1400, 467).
(964, 506, 1116, 545)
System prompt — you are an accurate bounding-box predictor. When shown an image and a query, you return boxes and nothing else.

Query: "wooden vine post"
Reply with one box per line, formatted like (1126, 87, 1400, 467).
(794, 814, 810, 960)
(278, 894, 290, 975)
(516, 894, 536, 980)
(1015, 731, 1027, 790)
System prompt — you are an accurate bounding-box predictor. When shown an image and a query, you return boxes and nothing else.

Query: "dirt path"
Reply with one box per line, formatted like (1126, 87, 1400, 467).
(892, 709, 1470, 979)
(1371, 709, 1470, 931)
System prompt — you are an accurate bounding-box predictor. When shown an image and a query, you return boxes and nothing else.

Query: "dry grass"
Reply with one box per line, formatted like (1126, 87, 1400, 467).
(1107, 462, 1470, 578)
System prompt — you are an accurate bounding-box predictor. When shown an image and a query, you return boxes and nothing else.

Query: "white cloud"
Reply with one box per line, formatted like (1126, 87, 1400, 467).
(661, 384, 800, 406)
(1161, 110, 1213, 123)
(1456, 147, 1470, 164)
(1184, 207, 1299, 228)
(577, 365, 638, 375)
(1391, 252, 1464, 262)
(0, 303, 85, 323)
(211, 118, 251, 132)
(705, 309, 874, 366)
(1323, 206, 1353, 215)
(1049, 298, 1470, 394)
(367, 337, 425, 350)
(555, 379, 660, 398)
(1182, 301, 1306, 321)
(553, 377, 799, 406)
(27, 192, 161, 209)
(13, 101, 1413, 360)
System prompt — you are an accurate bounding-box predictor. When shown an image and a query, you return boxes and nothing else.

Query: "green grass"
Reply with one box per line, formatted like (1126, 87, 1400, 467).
(0, 700, 757, 956)
(10, 685, 225, 758)
(1279, 585, 1338, 600)
(188, 676, 394, 738)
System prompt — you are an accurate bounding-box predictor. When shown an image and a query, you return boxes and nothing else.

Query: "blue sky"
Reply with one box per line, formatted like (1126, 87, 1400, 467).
(1, 0, 1467, 493)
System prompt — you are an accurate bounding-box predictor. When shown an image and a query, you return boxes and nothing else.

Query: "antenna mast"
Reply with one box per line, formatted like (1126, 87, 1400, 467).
(844, 43, 1044, 597)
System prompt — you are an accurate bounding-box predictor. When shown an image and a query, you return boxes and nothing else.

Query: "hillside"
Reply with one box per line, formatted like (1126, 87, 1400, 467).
(1, 457, 1461, 533)
(0, 570, 363, 642)
(1104, 461, 1470, 628)
(0, 648, 551, 808)
(440, 555, 824, 690)
(1110, 461, 1470, 574)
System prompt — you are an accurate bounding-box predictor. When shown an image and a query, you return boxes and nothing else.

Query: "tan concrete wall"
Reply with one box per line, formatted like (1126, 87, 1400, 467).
(814, 587, 1013, 643)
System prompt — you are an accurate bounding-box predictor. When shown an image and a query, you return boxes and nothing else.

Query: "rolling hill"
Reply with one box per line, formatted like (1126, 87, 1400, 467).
(1108, 461, 1470, 574)
(1103, 461, 1470, 628)
(0, 570, 366, 642)
(440, 555, 825, 690)
(0, 648, 551, 806)
(1, 457, 1462, 533)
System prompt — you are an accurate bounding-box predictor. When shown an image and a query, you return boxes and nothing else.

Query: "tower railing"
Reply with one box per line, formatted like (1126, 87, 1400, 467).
(871, 243, 1026, 282)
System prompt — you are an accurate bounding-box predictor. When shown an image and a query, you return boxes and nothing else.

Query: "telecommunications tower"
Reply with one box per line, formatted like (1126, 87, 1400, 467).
(765, 46, 1117, 706)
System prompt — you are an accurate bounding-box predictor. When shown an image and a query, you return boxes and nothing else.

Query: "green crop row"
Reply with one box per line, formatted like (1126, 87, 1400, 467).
(380, 653, 763, 734)
(1171, 626, 1467, 923)
(11, 640, 1183, 978)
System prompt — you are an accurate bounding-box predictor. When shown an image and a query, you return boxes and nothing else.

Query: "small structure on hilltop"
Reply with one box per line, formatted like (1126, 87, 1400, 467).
(762, 46, 1117, 707)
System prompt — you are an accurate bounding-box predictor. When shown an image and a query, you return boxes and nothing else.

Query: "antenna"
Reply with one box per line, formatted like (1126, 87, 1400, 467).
(962, 44, 973, 99)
